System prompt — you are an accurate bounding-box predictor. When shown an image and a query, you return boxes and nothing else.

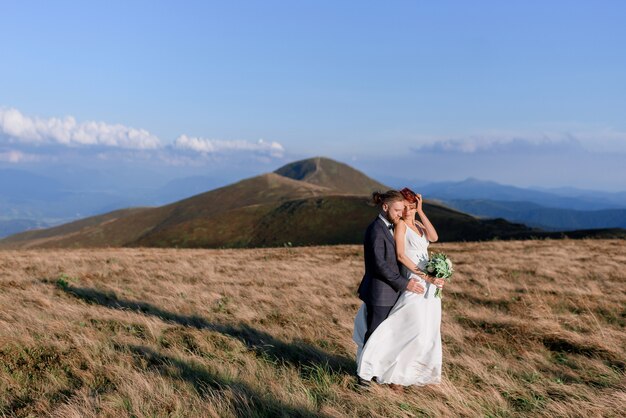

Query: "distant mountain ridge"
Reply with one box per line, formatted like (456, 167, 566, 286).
(444, 199, 626, 231)
(376, 177, 626, 231)
(418, 178, 626, 211)
(532, 185, 626, 206)
(0, 218, 49, 238)
(5, 161, 626, 238)
(0, 168, 151, 228)
(6, 157, 600, 249)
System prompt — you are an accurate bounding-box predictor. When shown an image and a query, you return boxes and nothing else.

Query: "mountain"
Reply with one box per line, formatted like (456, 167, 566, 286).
(1, 158, 379, 236)
(3, 157, 623, 249)
(0, 171, 331, 249)
(244, 195, 535, 245)
(531, 186, 626, 208)
(274, 156, 388, 194)
(0, 208, 151, 248)
(445, 199, 626, 231)
(383, 177, 626, 231)
(419, 178, 626, 211)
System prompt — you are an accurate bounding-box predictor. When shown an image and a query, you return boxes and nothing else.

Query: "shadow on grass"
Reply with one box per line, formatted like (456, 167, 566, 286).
(56, 283, 356, 376)
(121, 344, 322, 418)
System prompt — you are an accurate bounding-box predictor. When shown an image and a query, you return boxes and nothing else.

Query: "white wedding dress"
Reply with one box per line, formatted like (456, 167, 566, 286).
(353, 226, 442, 386)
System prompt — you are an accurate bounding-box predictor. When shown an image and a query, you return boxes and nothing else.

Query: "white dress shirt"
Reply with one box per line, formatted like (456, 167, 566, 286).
(378, 213, 394, 238)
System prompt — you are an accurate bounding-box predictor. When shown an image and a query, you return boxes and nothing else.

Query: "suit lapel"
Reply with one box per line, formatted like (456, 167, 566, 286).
(376, 217, 396, 247)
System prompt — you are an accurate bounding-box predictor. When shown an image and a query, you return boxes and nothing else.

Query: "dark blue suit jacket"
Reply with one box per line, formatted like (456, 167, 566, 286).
(357, 216, 410, 306)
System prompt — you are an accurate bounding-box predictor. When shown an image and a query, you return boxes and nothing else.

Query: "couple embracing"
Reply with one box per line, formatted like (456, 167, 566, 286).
(353, 188, 445, 389)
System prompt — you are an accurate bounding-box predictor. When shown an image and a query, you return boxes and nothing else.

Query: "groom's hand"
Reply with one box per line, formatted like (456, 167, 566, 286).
(406, 279, 425, 294)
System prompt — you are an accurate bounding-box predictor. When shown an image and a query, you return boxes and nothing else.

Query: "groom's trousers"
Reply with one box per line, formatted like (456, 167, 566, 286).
(364, 304, 394, 344)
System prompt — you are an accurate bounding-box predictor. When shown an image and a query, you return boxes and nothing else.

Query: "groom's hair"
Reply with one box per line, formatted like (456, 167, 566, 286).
(372, 190, 405, 206)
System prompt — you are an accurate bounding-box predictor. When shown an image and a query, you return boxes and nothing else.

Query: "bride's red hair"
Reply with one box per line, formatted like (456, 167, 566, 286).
(400, 187, 418, 203)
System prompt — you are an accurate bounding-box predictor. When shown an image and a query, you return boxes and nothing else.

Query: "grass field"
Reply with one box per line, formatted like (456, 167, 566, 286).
(0, 239, 624, 417)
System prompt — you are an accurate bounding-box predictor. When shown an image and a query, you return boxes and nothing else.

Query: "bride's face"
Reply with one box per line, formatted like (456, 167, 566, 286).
(403, 202, 417, 219)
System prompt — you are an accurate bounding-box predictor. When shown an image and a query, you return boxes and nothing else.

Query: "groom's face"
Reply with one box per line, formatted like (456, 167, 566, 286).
(383, 200, 406, 224)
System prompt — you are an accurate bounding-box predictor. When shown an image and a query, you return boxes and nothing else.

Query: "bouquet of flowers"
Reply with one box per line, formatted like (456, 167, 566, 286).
(424, 252, 454, 298)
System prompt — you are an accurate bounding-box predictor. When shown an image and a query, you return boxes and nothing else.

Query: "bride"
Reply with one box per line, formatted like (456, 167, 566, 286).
(353, 187, 445, 387)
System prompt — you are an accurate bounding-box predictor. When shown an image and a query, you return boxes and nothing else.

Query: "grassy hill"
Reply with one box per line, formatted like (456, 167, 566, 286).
(0, 172, 332, 249)
(0, 207, 151, 248)
(0, 240, 624, 416)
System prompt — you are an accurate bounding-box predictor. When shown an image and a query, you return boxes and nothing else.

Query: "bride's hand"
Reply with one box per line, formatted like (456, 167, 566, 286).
(432, 278, 445, 288)
(415, 193, 424, 213)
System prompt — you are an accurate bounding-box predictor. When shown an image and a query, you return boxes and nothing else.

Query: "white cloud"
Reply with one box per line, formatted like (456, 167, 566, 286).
(173, 135, 285, 157)
(416, 136, 581, 154)
(0, 107, 161, 150)
(0, 150, 41, 163)
(0, 107, 288, 165)
(413, 129, 626, 154)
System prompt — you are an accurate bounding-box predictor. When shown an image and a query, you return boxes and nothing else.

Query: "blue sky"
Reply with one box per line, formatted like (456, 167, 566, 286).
(1, 0, 625, 190)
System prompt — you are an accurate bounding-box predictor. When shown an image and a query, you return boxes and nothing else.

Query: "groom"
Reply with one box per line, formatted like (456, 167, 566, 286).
(357, 190, 425, 345)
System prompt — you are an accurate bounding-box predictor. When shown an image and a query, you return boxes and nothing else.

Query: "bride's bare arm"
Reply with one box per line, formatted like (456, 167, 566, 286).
(391, 221, 425, 294)
(415, 194, 439, 242)
(395, 221, 424, 276)
(395, 220, 442, 286)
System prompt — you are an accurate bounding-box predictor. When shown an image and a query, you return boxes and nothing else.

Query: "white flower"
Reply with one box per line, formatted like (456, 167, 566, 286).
(427, 265, 435, 273)
(446, 259, 453, 268)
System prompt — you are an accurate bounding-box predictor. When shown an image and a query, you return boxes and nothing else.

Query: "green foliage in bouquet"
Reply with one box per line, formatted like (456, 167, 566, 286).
(424, 252, 454, 298)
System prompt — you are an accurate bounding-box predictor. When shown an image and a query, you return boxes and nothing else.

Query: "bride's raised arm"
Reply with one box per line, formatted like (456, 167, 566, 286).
(415, 194, 438, 242)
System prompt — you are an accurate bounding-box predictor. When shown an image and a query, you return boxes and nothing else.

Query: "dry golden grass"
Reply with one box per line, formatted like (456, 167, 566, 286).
(0, 239, 624, 417)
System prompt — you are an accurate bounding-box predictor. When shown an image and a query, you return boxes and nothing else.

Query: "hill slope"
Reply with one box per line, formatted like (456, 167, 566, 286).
(0, 208, 151, 248)
(0, 172, 332, 249)
(0, 157, 402, 249)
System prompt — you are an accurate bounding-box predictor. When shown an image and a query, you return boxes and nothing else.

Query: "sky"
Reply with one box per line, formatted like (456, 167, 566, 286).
(1, 0, 626, 191)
